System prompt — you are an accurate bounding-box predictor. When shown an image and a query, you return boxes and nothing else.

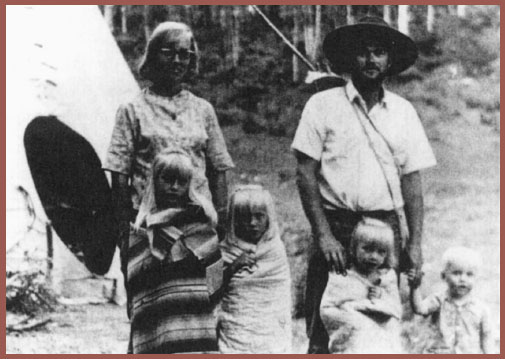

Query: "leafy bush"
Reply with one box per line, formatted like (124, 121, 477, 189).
(7, 270, 58, 315)
(435, 7, 500, 76)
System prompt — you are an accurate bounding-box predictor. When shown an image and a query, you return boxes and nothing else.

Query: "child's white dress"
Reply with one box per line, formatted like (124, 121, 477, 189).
(320, 268, 403, 354)
(218, 234, 292, 353)
(415, 291, 493, 354)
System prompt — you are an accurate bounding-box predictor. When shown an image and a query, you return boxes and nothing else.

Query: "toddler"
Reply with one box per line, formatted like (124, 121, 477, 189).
(128, 150, 222, 353)
(320, 217, 403, 354)
(408, 246, 494, 354)
(218, 185, 292, 353)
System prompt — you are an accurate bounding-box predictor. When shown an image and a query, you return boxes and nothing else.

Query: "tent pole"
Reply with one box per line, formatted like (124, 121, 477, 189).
(251, 5, 317, 71)
(46, 222, 53, 284)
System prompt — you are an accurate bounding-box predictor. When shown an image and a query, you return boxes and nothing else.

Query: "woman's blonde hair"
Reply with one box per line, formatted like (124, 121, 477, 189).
(225, 185, 279, 244)
(134, 149, 216, 229)
(139, 21, 199, 83)
(349, 217, 396, 269)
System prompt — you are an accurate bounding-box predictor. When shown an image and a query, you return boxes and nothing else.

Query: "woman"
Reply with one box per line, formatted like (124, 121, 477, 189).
(103, 22, 234, 353)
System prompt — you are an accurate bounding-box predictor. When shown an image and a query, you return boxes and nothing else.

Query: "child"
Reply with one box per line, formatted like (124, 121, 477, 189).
(218, 185, 292, 353)
(320, 217, 403, 354)
(408, 246, 494, 354)
(128, 150, 222, 354)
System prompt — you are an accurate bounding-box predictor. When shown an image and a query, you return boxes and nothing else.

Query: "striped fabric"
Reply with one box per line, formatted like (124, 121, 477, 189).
(128, 229, 219, 354)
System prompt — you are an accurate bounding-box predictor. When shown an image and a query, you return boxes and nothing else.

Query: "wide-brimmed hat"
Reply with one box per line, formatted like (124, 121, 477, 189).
(323, 16, 418, 75)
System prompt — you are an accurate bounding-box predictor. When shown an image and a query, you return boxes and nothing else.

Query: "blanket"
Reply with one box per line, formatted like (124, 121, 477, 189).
(320, 268, 403, 354)
(218, 235, 292, 353)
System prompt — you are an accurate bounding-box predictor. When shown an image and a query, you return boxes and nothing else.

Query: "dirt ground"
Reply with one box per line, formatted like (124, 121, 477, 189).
(6, 111, 500, 354)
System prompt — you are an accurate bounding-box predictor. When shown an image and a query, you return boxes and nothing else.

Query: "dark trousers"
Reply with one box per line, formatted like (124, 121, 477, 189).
(305, 208, 400, 354)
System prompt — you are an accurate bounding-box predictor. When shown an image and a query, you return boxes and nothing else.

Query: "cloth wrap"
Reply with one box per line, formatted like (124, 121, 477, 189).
(127, 206, 222, 354)
(218, 235, 292, 353)
(320, 268, 403, 354)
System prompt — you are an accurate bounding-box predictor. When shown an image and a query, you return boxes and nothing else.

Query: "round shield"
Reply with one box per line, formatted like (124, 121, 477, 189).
(24, 116, 117, 275)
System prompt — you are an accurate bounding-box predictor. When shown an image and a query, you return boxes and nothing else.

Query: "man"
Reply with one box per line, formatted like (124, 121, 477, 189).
(291, 16, 436, 354)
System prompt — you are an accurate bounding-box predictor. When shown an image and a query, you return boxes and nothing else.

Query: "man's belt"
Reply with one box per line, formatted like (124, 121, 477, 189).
(324, 206, 396, 223)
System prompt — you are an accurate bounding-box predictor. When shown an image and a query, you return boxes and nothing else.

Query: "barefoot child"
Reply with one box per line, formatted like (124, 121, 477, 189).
(320, 217, 403, 354)
(218, 185, 292, 353)
(408, 246, 494, 354)
(128, 150, 222, 353)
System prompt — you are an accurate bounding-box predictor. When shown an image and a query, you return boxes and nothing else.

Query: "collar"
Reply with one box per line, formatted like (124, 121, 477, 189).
(443, 290, 476, 307)
(144, 87, 188, 101)
(345, 80, 389, 109)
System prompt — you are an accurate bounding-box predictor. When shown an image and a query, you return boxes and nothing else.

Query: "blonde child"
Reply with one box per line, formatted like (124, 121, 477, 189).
(408, 246, 494, 354)
(320, 217, 403, 354)
(128, 150, 222, 354)
(218, 185, 292, 353)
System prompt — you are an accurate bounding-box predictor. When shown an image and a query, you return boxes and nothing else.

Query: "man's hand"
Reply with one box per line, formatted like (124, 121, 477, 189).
(406, 243, 423, 271)
(401, 171, 425, 272)
(407, 268, 423, 289)
(317, 232, 347, 275)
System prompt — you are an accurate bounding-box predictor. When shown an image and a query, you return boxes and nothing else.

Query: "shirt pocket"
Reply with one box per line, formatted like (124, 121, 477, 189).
(323, 127, 352, 164)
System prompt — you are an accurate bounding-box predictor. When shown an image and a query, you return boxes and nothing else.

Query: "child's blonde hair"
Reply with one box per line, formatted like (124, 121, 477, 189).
(442, 246, 481, 273)
(349, 217, 396, 269)
(226, 185, 279, 244)
(134, 149, 217, 229)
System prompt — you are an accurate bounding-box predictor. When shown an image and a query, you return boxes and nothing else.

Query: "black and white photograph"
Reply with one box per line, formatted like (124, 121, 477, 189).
(5, 4, 500, 354)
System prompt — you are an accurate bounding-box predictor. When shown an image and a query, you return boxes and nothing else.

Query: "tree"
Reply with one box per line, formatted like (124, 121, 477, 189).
(120, 5, 128, 34)
(398, 5, 410, 35)
(427, 5, 435, 33)
(231, 6, 242, 67)
(383, 5, 392, 25)
(302, 5, 322, 64)
(143, 5, 150, 40)
(346, 5, 354, 25)
(303, 5, 315, 64)
(292, 5, 302, 82)
(103, 5, 115, 33)
(457, 5, 467, 18)
(314, 5, 322, 62)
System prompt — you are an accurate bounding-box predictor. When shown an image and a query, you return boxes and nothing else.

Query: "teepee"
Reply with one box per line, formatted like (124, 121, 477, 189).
(6, 5, 139, 301)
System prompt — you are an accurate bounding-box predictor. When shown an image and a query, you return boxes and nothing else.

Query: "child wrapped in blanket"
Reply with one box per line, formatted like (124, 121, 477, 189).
(218, 185, 292, 353)
(128, 149, 222, 354)
(320, 217, 403, 354)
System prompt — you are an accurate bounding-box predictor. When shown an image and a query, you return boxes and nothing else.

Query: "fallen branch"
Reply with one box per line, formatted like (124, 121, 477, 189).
(6, 316, 52, 333)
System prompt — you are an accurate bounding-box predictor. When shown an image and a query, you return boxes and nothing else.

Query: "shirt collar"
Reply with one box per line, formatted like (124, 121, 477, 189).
(345, 80, 389, 109)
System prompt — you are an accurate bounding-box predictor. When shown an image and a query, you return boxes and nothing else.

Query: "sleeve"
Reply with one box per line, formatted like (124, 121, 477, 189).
(417, 292, 443, 316)
(204, 103, 234, 172)
(291, 96, 325, 161)
(401, 103, 437, 174)
(103, 105, 135, 176)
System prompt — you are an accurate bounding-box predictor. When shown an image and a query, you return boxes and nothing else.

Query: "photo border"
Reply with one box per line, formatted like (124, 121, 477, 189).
(1, 1, 502, 358)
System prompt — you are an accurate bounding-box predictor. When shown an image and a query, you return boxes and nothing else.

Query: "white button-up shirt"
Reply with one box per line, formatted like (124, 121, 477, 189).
(292, 81, 436, 211)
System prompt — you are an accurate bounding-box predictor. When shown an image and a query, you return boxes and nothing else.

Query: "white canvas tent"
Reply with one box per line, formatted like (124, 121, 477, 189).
(6, 5, 139, 301)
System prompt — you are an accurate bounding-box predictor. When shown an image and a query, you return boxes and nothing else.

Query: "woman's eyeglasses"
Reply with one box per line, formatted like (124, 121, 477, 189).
(159, 48, 194, 61)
